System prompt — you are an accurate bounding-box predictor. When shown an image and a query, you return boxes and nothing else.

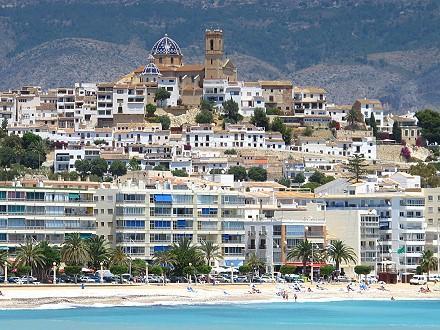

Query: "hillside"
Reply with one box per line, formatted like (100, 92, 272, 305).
(0, 0, 440, 112)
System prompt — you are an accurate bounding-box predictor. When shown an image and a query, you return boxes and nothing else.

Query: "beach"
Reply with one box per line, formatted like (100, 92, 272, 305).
(0, 282, 439, 309)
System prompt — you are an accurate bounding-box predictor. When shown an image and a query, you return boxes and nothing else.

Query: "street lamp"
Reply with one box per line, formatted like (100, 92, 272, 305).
(52, 262, 57, 285)
(145, 262, 149, 285)
(189, 262, 193, 284)
(3, 261, 7, 283)
(230, 262, 234, 285)
(100, 262, 104, 284)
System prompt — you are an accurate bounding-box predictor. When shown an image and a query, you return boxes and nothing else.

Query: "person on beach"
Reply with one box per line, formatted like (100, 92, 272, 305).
(294, 294, 297, 302)
(0, 290, 3, 296)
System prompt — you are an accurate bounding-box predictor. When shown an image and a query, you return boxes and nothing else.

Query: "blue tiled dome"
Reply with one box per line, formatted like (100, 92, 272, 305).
(141, 54, 161, 76)
(151, 34, 182, 56)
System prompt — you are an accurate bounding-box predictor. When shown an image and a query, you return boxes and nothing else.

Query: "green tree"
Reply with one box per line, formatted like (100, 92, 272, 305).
(415, 109, 440, 144)
(223, 99, 242, 124)
(197, 264, 212, 275)
(346, 106, 364, 128)
(293, 173, 305, 184)
(110, 247, 129, 267)
(86, 236, 110, 269)
(345, 154, 368, 183)
(245, 253, 265, 278)
(320, 265, 336, 279)
(38, 241, 61, 281)
(368, 113, 378, 137)
(149, 264, 164, 276)
(392, 121, 402, 143)
(171, 169, 188, 177)
(420, 249, 438, 279)
(247, 166, 267, 181)
(110, 264, 129, 282)
(90, 158, 108, 177)
(94, 139, 106, 145)
(271, 117, 285, 133)
(14, 240, 46, 281)
(327, 240, 357, 272)
(238, 264, 252, 274)
(224, 149, 237, 155)
(167, 237, 204, 276)
(250, 108, 270, 130)
(199, 240, 222, 266)
(153, 164, 168, 171)
(0, 249, 7, 266)
(196, 110, 214, 124)
(281, 126, 293, 145)
(109, 160, 127, 177)
(61, 233, 89, 266)
(354, 265, 372, 278)
(75, 159, 92, 178)
(158, 115, 171, 130)
(155, 88, 171, 107)
(154, 250, 175, 280)
(279, 264, 296, 275)
(227, 166, 247, 181)
(131, 259, 146, 276)
(128, 158, 141, 171)
(145, 104, 157, 117)
(200, 99, 214, 112)
(409, 162, 440, 187)
(276, 177, 291, 187)
(287, 240, 313, 275)
(303, 126, 313, 137)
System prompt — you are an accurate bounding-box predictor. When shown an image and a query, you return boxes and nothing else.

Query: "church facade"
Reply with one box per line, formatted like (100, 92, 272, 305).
(119, 29, 237, 107)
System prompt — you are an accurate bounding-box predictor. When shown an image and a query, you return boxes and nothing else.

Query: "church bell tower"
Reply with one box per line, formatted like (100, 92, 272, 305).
(204, 29, 224, 80)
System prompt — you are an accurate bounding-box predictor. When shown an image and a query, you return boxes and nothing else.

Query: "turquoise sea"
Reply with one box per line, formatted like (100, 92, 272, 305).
(0, 300, 438, 330)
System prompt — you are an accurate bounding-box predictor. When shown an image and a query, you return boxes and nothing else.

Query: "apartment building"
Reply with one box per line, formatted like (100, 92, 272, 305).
(424, 188, 440, 265)
(316, 178, 426, 274)
(94, 177, 249, 266)
(293, 86, 327, 116)
(0, 181, 96, 255)
(260, 81, 293, 112)
(352, 98, 384, 127)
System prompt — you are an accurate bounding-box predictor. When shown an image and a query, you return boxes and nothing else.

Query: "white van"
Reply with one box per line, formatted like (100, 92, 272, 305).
(409, 275, 427, 285)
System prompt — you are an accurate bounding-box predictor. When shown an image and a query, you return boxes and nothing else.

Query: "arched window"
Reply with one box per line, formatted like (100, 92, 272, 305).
(210, 39, 214, 51)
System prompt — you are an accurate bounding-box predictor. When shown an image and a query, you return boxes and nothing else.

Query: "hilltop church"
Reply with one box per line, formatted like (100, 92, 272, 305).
(119, 29, 237, 106)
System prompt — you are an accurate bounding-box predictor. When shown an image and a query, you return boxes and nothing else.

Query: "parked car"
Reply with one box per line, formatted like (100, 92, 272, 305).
(20, 276, 38, 283)
(79, 276, 96, 283)
(8, 277, 20, 284)
(428, 274, 440, 282)
(336, 275, 352, 283)
(410, 275, 427, 285)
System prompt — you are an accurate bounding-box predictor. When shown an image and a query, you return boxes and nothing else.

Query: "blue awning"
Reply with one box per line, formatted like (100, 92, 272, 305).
(177, 220, 186, 229)
(154, 246, 169, 252)
(0, 246, 9, 251)
(154, 194, 172, 203)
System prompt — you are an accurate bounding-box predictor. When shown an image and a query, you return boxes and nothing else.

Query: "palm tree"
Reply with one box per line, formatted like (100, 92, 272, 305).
(327, 240, 357, 273)
(168, 237, 204, 276)
(110, 246, 129, 266)
(153, 251, 175, 285)
(15, 240, 46, 282)
(87, 236, 110, 269)
(287, 240, 313, 275)
(199, 240, 222, 266)
(420, 249, 438, 280)
(246, 253, 265, 279)
(61, 233, 89, 266)
(0, 249, 7, 265)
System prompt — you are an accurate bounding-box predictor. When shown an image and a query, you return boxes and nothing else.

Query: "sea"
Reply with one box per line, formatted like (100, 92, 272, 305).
(0, 300, 438, 329)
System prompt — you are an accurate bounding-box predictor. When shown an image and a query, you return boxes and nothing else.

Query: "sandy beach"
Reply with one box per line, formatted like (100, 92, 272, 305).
(0, 282, 439, 309)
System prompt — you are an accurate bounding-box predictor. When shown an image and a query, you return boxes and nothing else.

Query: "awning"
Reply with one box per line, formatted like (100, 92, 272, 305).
(0, 246, 9, 251)
(154, 194, 172, 203)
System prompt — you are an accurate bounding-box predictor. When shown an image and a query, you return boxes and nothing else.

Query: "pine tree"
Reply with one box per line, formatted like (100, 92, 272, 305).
(392, 122, 402, 143)
(345, 154, 368, 183)
(369, 113, 378, 137)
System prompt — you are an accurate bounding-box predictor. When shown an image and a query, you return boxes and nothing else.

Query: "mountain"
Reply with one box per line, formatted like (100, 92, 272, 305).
(1, 0, 440, 112)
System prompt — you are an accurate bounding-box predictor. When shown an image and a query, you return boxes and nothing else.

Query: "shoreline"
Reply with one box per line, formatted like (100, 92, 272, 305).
(1, 283, 439, 310)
